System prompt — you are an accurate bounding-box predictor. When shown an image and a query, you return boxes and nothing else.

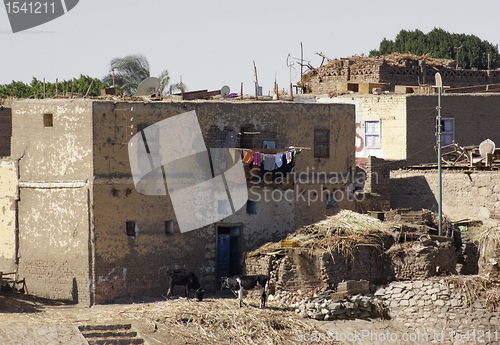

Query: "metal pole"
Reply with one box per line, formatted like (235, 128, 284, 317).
(437, 81, 443, 236)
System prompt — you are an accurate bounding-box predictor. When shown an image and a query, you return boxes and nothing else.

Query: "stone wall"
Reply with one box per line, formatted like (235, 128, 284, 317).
(376, 279, 500, 341)
(391, 169, 500, 221)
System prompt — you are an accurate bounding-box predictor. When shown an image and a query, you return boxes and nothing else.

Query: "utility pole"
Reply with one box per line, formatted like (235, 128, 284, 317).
(253, 61, 259, 100)
(435, 72, 443, 236)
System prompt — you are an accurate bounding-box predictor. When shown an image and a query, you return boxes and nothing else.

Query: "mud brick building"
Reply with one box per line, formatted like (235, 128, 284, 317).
(319, 93, 500, 168)
(299, 54, 500, 95)
(0, 99, 355, 305)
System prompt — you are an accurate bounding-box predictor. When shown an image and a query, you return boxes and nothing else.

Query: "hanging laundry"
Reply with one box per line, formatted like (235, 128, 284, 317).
(275, 153, 283, 168)
(242, 150, 254, 164)
(263, 154, 276, 170)
(285, 151, 292, 164)
(253, 152, 262, 166)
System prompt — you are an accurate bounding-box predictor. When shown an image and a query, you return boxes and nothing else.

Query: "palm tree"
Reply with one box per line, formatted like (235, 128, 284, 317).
(102, 55, 182, 96)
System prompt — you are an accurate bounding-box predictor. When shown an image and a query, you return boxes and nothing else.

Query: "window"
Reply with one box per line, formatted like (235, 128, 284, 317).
(314, 129, 330, 158)
(246, 200, 257, 214)
(126, 221, 136, 237)
(437, 118, 455, 146)
(165, 220, 174, 235)
(365, 120, 380, 148)
(44, 114, 53, 127)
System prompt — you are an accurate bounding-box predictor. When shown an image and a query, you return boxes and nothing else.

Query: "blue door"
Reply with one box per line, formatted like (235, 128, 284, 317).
(217, 235, 230, 288)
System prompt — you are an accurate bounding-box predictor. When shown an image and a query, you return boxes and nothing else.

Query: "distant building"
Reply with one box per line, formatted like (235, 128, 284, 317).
(299, 54, 500, 95)
(318, 93, 500, 169)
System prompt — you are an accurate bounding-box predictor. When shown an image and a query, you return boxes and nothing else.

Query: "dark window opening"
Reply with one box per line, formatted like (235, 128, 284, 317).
(165, 220, 174, 235)
(246, 200, 257, 214)
(126, 221, 136, 237)
(240, 124, 254, 148)
(44, 114, 53, 127)
(314, 129, 330, 158)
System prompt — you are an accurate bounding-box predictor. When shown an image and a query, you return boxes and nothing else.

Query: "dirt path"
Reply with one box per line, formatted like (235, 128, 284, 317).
(0, 291, 451, 345)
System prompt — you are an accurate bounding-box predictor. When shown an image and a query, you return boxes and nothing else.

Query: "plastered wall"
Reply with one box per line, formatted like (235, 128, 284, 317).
(406, 94, 500, 166)
(0, 159, 17, 272)
(318, 94, 407, 169)
(391, 169, 500, 221)
(11, 99, 93, 305)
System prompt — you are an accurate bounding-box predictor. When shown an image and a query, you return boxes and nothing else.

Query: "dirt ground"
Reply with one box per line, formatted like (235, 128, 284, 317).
(0, 290, 424, 345)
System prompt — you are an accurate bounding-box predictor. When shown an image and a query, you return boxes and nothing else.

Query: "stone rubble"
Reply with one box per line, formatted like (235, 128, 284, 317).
(292, 290, 386, 321)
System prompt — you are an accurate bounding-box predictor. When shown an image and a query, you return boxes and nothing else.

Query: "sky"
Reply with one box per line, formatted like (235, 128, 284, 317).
(1, 0, 500, 95)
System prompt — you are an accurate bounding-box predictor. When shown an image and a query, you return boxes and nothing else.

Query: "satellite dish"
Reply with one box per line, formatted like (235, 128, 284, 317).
(136, 77, 160, 96)
(435, 72, 442, 88)
(221, 85, 230, 99)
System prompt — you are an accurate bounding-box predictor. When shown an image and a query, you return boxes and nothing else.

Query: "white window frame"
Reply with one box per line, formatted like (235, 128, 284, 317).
(437, 118, 455, 146)
(364, 120, 381, 148)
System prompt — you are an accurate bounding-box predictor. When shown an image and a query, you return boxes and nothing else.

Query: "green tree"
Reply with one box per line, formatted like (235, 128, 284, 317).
(0, 75, 108, 99)
(369, 28, 500, 70)
(102, 54, 182, 95)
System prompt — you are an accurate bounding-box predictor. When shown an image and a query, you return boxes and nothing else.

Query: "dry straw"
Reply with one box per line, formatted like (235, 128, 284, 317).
(144, 298, 332, 345)
(293, 210, 394, 260)
(445, 276, 500, 311)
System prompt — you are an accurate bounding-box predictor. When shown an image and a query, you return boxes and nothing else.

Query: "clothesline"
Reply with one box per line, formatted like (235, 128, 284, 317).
(234, 146, 310, 154)
(241, 148, 302, 171)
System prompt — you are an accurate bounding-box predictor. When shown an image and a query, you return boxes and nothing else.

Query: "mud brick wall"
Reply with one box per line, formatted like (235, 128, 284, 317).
(391, 169, 500, 221)
(0, 106, 11, 157)
(376, 279, 500, 340)
(244, 246, 391, 296)
(301, 56, 500, 94)
(406, 94, 500, 166)
(386, 241, 457, 281)
(364, 156, 406, 195)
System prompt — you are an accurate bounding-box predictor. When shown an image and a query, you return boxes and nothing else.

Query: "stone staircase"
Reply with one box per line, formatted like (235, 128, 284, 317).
(78, 324, 145, 345)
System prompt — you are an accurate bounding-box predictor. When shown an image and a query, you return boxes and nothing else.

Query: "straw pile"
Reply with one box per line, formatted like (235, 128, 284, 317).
(290, 210, 394, 260)
(445, 276, 500, 311)
(142, 298, 334, 345)
(468, 220, 500, 260)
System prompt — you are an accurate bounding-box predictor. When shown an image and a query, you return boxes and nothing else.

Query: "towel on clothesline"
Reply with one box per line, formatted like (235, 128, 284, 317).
(275, 153, 283, 168)
(253, 152, 262, 166)
(242, 150, 254, 164)
(263, 154, 276, 170)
